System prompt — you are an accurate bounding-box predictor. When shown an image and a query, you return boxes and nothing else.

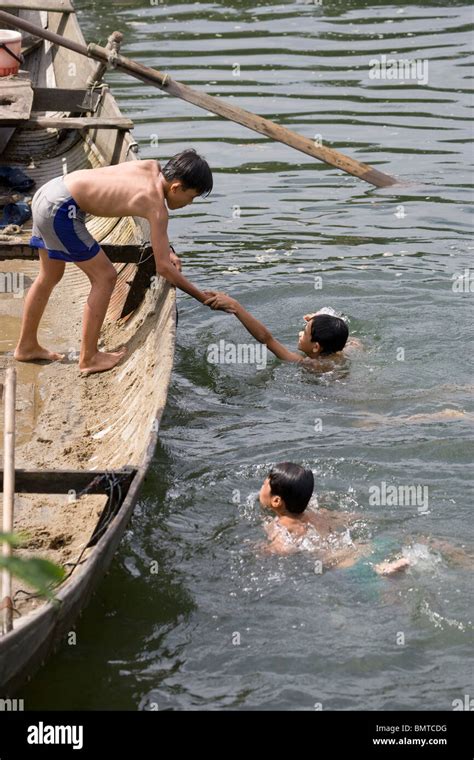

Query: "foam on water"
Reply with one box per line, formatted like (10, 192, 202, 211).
(315, 306, 350, 325)
(401, 543, 442, 571)
(419, 600, 472, 633)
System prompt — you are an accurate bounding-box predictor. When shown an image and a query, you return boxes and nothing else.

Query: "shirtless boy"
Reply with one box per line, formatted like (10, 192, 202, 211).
(258, 462, 375, 568)
(205, 294, 357, 367)
(15, 149, 218, 374)
(258, 463, 473, 575)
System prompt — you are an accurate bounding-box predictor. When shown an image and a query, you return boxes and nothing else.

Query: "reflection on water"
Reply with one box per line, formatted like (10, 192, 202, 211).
(20, 0, 473, 710)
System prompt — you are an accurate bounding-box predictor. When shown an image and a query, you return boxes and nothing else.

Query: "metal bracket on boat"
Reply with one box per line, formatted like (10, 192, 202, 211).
(126, 140, 139, 155)
(79, 85, 103, 115)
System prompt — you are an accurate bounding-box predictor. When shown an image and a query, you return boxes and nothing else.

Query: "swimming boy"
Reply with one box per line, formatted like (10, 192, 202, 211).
(204, 294, 354, 366)
(258, 463, 472, 575)
(258, 462, 372, 567)
(15, 149, 217, 374)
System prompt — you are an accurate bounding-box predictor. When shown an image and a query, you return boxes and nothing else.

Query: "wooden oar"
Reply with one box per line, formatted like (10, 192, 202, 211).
(0, 9, 399, 188)
(1, 367, 16, 635)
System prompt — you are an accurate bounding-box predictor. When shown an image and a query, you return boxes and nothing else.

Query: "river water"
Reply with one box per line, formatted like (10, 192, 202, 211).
(23, 0, 473, 710)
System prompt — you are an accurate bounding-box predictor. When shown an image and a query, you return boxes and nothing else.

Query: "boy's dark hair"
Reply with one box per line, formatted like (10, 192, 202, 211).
(162, 148, 213, 197)
(268, 462, 314, 514)
(310, 314, 348, 354)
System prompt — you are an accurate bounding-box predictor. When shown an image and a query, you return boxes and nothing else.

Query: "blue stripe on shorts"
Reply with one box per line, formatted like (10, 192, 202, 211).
(29, 177, 100, 263)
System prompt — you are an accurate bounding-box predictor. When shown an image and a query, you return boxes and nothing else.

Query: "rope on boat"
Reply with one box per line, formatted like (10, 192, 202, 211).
(12, 470, 131, 610)
(135, 242, 176, 267)
(83, 80, 107, 111)
(59, 470, 126, 574)
(83, 470, 125, 548)
(0, 225, 21, 240)
(136, 241, 154, 266)
(87, 42, 119, 70)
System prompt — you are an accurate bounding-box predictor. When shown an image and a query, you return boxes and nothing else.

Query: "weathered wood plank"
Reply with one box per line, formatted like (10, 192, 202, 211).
(104, 243, 154, 263)
(0, 0, 74, 12)
(32, 87, 101, 113)
(21, 33, 42, 57)
(0, 127, 15, 154)
(25, 116, 134, 130)
(0, 118, 133, 129)
(120, 254, 155, 318)
(0, 467, 136, 493)
(0, 242, 153, 263)
(0, 78, 33, 123)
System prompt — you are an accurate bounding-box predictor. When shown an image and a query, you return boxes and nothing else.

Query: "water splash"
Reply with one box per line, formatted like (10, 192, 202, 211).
(419, 600, 472, 633)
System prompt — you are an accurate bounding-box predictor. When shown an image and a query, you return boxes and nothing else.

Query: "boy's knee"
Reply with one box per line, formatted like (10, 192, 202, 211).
(51, 270, 65, 286)
(105, 266, 118, 287)
(39, 270, 64, 287)
(93, 265, 118, 288)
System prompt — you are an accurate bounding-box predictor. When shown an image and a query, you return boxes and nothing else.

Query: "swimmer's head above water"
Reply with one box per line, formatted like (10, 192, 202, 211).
(298, 311, 349, 358)
(259, 462, 314, 515)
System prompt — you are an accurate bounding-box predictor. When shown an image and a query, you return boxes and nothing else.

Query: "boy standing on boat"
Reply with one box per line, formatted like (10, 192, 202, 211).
(15, 149, 217, 374)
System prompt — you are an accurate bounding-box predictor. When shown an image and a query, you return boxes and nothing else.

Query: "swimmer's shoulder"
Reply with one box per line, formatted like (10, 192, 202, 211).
(344, 337, 364, 352)
(300, 354, 343, 372)
(278, 515, 306, 536)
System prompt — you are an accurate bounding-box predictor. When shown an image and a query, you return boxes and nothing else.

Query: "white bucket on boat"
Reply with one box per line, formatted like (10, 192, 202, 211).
(0, 30, 22, 77)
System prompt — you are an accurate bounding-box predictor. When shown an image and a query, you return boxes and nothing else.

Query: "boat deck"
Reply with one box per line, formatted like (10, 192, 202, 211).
(0, 250, 174, 617)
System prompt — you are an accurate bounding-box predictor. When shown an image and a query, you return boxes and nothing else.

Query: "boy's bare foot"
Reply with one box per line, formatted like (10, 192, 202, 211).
(14, 345, 65, 362)
(79, 348, 127, 375)
(374, 557, 410, 576)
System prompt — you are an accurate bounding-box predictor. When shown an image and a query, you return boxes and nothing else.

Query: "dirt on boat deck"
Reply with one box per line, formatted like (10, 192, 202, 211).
(0, 256, 176, 618)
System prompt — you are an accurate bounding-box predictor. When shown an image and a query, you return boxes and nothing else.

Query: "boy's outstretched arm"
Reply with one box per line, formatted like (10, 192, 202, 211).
(205, 293, 302, 362)
(148, 213, 213, 304)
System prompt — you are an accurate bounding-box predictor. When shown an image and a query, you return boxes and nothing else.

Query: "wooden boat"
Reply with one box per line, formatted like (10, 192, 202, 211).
(0, 0, 176, 693)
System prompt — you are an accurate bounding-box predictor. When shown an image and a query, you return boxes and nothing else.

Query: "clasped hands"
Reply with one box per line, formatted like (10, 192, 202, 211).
(202, 291, 239, 313)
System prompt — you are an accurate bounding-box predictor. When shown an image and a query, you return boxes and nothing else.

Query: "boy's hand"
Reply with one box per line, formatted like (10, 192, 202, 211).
(204, 292, 239, 313)
(169, 250, 182, 272)
(303, 313, 318, 322)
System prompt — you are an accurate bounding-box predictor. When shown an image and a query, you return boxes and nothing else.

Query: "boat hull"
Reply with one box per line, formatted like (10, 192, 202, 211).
(0, 3, 176, 693)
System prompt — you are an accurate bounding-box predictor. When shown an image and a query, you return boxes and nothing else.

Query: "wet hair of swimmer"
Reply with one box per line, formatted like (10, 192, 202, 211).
(268, 462, 315, 514)
(310, 314, 349, 354)
(162, 148, 213, 197)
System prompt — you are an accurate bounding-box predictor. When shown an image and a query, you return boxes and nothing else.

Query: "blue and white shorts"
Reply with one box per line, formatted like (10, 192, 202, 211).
(30, 175, 100, 263)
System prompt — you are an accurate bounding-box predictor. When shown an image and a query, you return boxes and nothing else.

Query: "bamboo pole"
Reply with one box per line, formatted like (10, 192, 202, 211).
(2, 367, 16, 635)
(0, 9, 399, 188)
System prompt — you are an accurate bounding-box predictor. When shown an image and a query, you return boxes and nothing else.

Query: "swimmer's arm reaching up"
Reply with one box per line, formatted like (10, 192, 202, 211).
(204, 293, 302, 362)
